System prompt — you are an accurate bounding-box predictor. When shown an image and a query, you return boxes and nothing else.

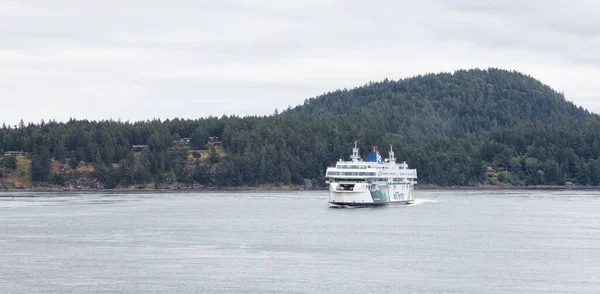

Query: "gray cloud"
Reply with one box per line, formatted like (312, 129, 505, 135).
(1, 0, 599, 125)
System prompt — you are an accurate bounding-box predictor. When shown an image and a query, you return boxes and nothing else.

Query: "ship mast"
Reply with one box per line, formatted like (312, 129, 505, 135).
(389, 145, 396, 163)
(350, 141, 361, 162)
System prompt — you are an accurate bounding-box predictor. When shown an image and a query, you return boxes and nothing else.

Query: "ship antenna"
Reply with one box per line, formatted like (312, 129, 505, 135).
(389, 144, 396, 163)
(351, 141, 360, 162)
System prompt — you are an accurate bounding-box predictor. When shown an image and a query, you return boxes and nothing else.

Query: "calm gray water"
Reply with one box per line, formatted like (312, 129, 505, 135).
(1, 189, 599, 293)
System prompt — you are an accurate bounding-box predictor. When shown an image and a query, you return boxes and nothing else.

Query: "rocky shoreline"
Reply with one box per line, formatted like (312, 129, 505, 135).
(0, 183, 327, 193)
(1, 183, 599, 193)
(415, 184, 600, 190)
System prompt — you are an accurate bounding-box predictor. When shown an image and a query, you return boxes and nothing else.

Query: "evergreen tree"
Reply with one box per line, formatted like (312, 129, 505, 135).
(0, 68, 598, 188)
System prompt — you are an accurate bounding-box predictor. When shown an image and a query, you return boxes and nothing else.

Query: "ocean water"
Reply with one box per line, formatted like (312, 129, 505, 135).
(0, 189, 599, 293)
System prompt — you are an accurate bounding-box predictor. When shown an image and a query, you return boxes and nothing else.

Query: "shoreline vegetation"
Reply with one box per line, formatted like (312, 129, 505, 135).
(1, 183, 599, 193)
(415, 184, 600, 190)
(2, 69, 600, 190)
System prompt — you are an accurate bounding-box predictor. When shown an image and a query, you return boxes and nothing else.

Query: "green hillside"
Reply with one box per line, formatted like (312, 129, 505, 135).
(288, 68, 591, 136)
(1, 68, 598, 189)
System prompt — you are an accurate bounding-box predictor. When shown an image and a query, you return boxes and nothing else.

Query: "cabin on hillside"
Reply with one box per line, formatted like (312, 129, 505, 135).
(173, 137, 191, 146)
(207, 136, 222, 147)
(131, 145, 148, 152)
(4, 151, 24, 156)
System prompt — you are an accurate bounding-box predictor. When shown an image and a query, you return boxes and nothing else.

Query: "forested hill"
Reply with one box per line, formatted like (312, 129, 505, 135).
(1, 68, 599, 189)
(286, 68, 592, 136)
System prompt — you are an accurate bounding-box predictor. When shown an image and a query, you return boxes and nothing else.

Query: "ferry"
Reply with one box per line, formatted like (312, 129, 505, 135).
(325, 142, 417, 206)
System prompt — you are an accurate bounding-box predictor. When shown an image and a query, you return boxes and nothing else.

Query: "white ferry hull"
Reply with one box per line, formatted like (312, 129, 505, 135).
(329, 198, 413, 207)
(328, 182, 413, 206)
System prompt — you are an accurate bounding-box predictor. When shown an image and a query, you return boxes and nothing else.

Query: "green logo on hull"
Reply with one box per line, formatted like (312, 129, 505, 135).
(369, 184, 389, 203)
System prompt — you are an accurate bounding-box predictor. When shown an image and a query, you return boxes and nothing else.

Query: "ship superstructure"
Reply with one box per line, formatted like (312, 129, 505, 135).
(325, 142, 417, 206)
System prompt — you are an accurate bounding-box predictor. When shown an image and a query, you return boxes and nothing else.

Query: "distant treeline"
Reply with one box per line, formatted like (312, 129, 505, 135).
(1, 68, 599, 187)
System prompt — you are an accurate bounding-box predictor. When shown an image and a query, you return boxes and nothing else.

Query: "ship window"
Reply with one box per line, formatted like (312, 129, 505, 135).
(340, 172, 361, 176)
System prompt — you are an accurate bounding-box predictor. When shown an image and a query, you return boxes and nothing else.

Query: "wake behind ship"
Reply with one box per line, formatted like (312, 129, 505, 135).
(325, 143, 417, 206)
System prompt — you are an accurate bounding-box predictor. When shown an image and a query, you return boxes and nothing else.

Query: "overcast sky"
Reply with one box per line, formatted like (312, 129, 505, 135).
(1, 0, 599, 125)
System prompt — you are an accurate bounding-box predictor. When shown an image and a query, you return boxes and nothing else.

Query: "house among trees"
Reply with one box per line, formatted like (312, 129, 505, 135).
(4, 151, 24, 156)
(131, 145, 148, 152)
(208, 136, 222, 147)
(173, 137, 191, 146)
